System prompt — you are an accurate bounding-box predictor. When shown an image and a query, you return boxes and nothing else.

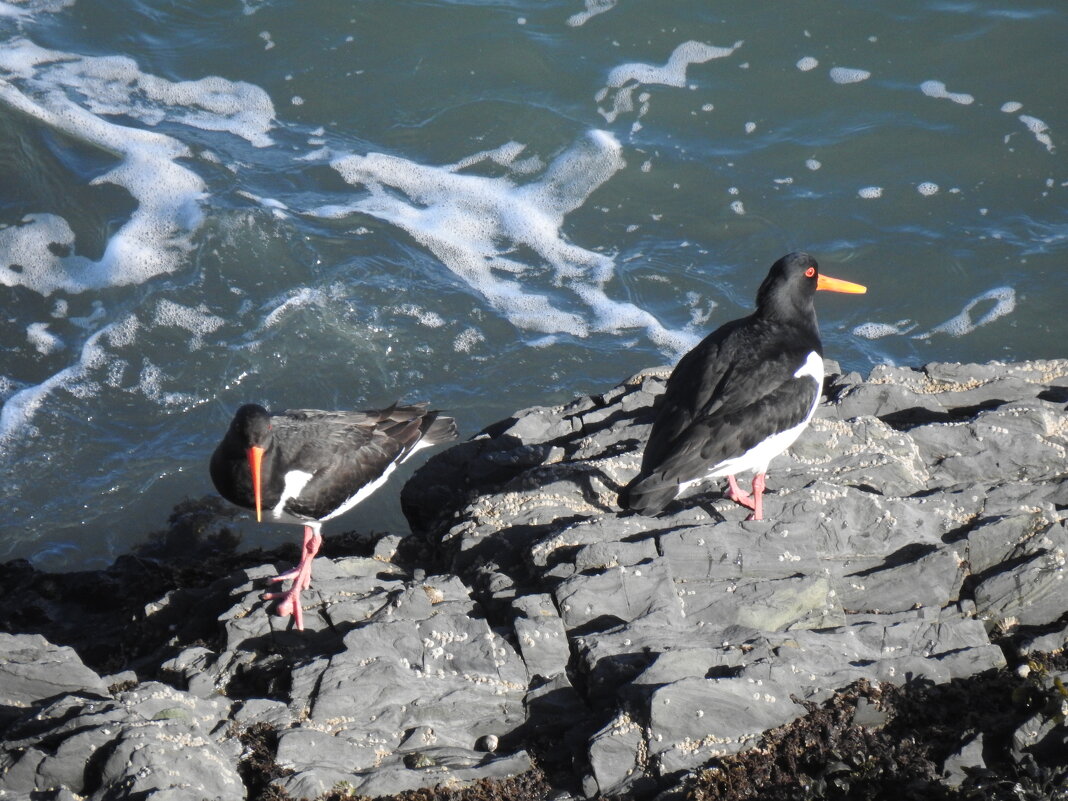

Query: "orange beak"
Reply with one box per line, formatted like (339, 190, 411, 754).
(817, 273, 867, 294)
(247, 445, 264, 523)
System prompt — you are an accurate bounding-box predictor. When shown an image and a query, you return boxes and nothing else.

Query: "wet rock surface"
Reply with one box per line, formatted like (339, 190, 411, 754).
(2, 360, 1068, 800)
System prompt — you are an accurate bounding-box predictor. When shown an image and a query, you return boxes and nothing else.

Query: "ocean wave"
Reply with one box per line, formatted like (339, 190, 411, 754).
(0, 37, 275, 296)
(310, 130, 698, 355)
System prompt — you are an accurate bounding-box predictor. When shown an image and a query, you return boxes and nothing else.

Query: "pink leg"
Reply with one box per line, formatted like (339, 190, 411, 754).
(749, 473, 766, 522)
(262, 524, 322, 630)
(727, 474, 767, 521)
(727, 475, 756, 510)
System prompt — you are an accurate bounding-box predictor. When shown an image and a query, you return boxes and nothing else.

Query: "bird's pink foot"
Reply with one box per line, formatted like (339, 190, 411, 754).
(261, 525, 321, 630)
(263, 584, 305, 630)
(727, 475, 757, 510)
(728, 474, 766, 521)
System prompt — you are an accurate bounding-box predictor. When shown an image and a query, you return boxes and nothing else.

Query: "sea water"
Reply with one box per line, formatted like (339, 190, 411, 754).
(1, 0, 1065, 569)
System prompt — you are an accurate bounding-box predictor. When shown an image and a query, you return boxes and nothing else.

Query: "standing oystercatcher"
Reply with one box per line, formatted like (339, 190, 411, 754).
(211, 402, 457, 629)
(620, 252, 866, 519)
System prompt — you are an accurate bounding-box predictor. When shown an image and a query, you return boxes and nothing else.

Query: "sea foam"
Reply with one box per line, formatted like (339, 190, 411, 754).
(830, 67, 871, 84)
(920, 80, 974, 105)
(567, 0, 617, 27)
(0, 38, 275, 296)
(597, 40, 743, 124)
(315, 131, 697, 355)
(915, 287, 1016, 339)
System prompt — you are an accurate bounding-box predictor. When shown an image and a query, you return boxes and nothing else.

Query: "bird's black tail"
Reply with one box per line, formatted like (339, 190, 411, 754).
(618, 473, 677, 516)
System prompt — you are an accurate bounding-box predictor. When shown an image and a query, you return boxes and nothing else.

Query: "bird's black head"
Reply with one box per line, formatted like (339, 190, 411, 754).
(229, 403, 273, 448)
(756, 252, 866, 317)
(755, 252, 820, 315)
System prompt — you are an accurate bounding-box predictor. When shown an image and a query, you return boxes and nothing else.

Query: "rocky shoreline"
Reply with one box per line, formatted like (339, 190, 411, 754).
(2, 359, 1067, 800)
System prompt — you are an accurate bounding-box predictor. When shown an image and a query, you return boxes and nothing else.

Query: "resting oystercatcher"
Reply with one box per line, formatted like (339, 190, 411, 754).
(620, 252, 866, 520)
(211, 402, 457, 629)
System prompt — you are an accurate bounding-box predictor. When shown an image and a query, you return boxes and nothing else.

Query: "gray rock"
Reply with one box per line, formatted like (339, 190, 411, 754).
(943, 732, 985, 787)
(0, 633, 107, 712)
(587, 709, 649, 797)
(4, 359, 1066, 801)
(512, 593, 572, 679)
(972, 519, 1068, 630)
(399, 359, 1063, 796)
(0, 681, 240, 801)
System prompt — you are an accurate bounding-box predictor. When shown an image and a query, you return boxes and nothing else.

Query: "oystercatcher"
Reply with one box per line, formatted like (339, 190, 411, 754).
(211, 402, 458, 629)
(620, 252, 866, 519)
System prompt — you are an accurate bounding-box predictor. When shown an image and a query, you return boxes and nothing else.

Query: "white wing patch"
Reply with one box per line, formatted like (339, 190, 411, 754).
(321, 461, 398, 522)
(793, 349, 824, 383)
(320, 433, 432, 522)
(272, 470, 314, 519)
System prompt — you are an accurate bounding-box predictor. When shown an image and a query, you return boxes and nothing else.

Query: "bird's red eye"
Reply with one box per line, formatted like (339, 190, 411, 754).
(805, 267, 816, 278)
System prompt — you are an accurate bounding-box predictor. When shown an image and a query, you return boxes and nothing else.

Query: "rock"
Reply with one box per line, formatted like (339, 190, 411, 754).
(0, 681, 241, 800)
(943, 732, 985, 787)
(2, 359, 1067, 801)
(401, 358, 1066, 796)
(0, 633, 107, 725)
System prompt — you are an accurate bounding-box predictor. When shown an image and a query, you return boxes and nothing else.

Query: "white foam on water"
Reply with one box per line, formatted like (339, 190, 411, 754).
(806, 158, 821, 170)
(1018, 115, 1054, 152)
(316, 131, 697, 355)
(796, 57, 819, 72)
(0, 320, 113, 453)
(567, 0, 618, 27)
(829, 67, 871, 84)
(0, 39, 274, 146)
(858, 186, 883, 199)
(137, 360, 195, 406)
(0, 293, 216, 451)
(1001, 101, 1023, 113)
(0, 38, 275, 296)
(920, 80, 974, 105)
(917, 182, 939, 196)
(397, 304, 446, 328)
(454, 327, 486, 353)
(914, 286, 1016, 339)
(852, 320, 917, 339)
(26, 322, 62, 355)
(452, 140, 544, 175)
(261, 288, 327, 330)
(730, 200, 746, 215)
(152, 299, 225, 349)
(596, 40, 743, 124)
(0, 0, 72, 18)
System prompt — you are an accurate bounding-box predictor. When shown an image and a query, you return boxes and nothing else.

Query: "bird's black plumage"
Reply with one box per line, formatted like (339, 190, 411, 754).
(621, 252, 865, 518)
(210, 401, 457, 629)
(211, 402, 457, 523)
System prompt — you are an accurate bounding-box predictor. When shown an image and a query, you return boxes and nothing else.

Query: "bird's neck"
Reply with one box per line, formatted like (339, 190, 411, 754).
(760, 297, 817, 329)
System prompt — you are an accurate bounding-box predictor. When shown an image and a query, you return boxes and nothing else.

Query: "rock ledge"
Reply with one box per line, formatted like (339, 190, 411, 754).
(2, 360, 1067, 800)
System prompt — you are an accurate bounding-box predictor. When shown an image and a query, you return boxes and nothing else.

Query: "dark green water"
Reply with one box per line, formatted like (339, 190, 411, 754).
(1, 0, 1065, 568)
